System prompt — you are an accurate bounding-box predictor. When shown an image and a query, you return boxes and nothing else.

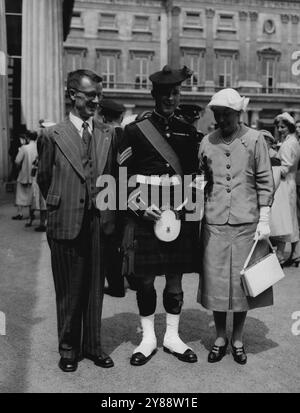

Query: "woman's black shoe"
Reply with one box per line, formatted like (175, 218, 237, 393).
(208, 338, 228, 363)
(12, 214, 23, 220)
(282, 257, 300, 268)
(231, 340, 247, 364)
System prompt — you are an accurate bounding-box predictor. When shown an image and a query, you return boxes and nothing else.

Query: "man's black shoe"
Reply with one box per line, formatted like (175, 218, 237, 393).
(104, 286, 125, 297)
(35, 225, 46, 232)
(58, 357, 78, 372)
(163, 347, 198, 363)
(130, 349, 157, 366)
(85, 352, 114, 368)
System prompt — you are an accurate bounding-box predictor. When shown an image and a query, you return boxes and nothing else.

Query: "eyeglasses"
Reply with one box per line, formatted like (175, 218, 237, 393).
(73, 88, 103, 101)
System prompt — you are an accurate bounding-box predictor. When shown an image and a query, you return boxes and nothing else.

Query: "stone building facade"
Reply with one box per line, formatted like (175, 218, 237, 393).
(64, 0, 300, 130)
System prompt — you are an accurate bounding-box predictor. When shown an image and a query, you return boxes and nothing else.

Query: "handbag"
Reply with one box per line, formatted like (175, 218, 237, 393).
(240, 238, 285, 297)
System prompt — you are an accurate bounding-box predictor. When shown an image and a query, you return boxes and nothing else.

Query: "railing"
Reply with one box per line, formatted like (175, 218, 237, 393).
(101, 82, 300, 96)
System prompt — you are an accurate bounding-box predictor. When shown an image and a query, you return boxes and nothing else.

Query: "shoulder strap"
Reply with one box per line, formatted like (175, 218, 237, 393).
(241, 238, 275, 273)
(137, 119, 183, 176)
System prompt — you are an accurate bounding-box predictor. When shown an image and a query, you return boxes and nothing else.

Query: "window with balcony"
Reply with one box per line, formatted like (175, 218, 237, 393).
(129, 52, 153, 89)
(96, 52, 118, 89)
(257, 48, 281, 94)
(64, 47, 87, 80)
(134, 57, 149, 89)
(181, 49, 205, 90)
(216, 52, 237, 87)
(262, 58, 275, 93)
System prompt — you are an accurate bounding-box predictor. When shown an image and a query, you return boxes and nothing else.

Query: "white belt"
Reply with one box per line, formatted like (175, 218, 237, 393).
(135, 174, 181, 186)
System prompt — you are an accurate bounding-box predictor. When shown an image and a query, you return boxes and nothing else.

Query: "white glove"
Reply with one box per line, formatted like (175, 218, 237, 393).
(254, 206, 271, 240)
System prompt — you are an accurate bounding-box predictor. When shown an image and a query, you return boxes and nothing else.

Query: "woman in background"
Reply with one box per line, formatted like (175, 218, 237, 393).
(274, 113, 300, 267)
(260, 129, 293, 262)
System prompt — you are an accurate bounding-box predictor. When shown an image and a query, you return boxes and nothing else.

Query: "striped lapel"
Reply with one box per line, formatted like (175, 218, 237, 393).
(53, 119, 85, 180)
(94, 124, 112, 176)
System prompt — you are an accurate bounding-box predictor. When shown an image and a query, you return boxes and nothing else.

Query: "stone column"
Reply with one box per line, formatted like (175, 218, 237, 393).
(291, 15, 299, 77)
(250, 108, 262, 129)
(168, 6, 181, 69)
(240, 110, 249, 126)
(238, 11, 248, 82)
(160, 7, 168, 68)
(280, 14, 290, 84)
(21, 0, 64, 130)
(123, 104, 135, 117)
(205, 8, 215, 90)
(0, 0, 9, 183)
(249, 11, 258, 80)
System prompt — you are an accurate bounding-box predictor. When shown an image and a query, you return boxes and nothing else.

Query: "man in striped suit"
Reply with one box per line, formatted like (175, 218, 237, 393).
(37, 69, 118, 372)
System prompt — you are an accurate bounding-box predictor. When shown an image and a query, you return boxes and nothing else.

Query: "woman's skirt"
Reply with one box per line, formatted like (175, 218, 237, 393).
(15, 183, 32, 207)
(198, 223, 273, 312)
(269, 176, 293, 241)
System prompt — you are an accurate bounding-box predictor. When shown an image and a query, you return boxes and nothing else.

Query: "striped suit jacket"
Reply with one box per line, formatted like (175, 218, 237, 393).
(37, 118, 118, 240)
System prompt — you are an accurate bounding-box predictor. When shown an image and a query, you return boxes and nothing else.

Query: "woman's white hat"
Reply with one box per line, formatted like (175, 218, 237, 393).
(275, 112, 295, 125)
(208, 88, 249, 112)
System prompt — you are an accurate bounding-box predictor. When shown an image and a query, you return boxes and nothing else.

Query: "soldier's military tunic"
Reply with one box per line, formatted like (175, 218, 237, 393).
(119, 110, 200, 276)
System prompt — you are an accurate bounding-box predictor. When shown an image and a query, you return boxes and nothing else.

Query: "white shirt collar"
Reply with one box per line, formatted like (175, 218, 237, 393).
(69, 112, 93, 138)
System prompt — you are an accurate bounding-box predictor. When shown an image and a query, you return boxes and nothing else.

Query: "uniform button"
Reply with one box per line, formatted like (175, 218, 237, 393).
(165, 133, 171, 138)
(226, 152, 230, 157)
(166, 163, 170, 167)
(226, 176, 231, 181)
(80, 198, 85, 203)
(166, 126, 170, 130)
(226, 164, 231, 169)
(226, 188, 231, 193)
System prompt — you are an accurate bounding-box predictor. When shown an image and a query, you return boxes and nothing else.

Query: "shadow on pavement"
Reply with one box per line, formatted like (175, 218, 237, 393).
(101, 308, 278, 355)
(0, 203, 42, 393)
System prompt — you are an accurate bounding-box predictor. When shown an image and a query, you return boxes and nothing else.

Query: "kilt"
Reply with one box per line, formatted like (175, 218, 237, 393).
(197, 222, 274, 312)
(128, 218, 200, 276)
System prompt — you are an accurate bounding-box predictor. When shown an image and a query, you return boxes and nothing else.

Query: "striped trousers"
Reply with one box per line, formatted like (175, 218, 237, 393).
(48, 208, 105, 360)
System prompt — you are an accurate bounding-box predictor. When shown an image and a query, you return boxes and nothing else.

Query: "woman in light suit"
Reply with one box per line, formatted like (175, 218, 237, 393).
(274, 113, 300, 267)
(198, 89, 274, 365)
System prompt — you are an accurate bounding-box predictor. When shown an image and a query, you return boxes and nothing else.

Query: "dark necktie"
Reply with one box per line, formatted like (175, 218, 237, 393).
(82, 121, 92, 152)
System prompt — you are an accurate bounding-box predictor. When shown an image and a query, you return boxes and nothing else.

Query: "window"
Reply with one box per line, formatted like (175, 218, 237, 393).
(5, 0, 22, 129)
(71, 11, 83, 28)
(262, 58, 275, 93)
(257, 48, 281, 94)
(133, 15, 150, 31)
(181, 50, 205, 88)
(97, 53, 117, 89)
(218, 55, 233, 87)
(183, 10, 203, 34)
(99, 13, 116, 29)
(185, 11, 202, 27)
(263, 19, 276, 34)
(218, 13, 236, 32)
(134, 56, 150, 89)
(64, 47, 87, 80)
(5, 0, 22, 13)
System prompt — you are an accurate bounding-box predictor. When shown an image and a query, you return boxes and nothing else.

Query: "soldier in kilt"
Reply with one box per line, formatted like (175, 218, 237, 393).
(119, 65, 200, 366)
